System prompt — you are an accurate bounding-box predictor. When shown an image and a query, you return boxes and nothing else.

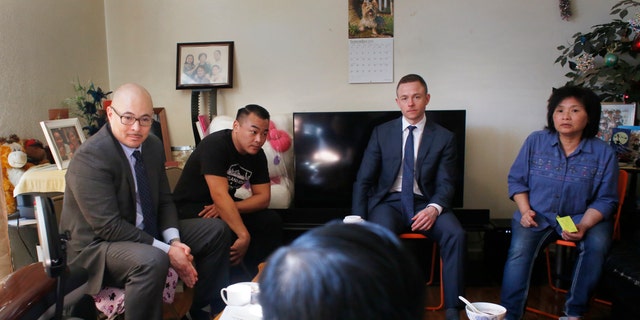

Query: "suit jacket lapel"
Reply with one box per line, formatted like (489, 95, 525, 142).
(415, 120, 436, 175)
(390, 118, 403, 174)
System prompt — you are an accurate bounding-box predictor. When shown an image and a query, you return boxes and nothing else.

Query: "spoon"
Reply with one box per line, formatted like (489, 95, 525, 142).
(458, 296, 488, 315)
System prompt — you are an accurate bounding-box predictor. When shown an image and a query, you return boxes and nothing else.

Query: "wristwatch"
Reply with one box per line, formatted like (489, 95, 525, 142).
(169, 238, 180, 245)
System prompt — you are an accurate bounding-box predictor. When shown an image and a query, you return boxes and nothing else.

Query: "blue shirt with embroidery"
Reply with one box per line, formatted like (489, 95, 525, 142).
(508, 130, 619, 234)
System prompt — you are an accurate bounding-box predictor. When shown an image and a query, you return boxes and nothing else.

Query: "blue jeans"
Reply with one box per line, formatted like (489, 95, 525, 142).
(500, 218, 612, 319)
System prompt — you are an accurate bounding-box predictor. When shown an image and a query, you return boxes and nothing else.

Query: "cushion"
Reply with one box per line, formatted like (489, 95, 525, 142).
(93, 267, 179, 319)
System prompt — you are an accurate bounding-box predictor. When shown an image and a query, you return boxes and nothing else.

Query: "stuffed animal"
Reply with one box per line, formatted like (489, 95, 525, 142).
(1, 135, 27, 214)
(0, 135, 46, 214)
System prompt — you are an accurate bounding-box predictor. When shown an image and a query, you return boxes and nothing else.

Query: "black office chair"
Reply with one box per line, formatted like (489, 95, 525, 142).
(0, 193, 88, 320)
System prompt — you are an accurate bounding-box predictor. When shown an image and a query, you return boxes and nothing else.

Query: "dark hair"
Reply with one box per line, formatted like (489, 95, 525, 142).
(545, 86, 602, 138)
(236, 104, 270, 121)
(259, 222, 425, 320)
(397, 74, 428, 95)
(198, 52, 207, 60)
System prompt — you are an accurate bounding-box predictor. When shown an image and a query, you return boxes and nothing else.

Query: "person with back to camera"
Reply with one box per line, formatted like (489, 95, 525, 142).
(500, 86, 619, 320)
(259, 221, 425, 320)
(172, 104, 283, 282)
(59, 83, 231, 320)
(352, 73, 465, 320)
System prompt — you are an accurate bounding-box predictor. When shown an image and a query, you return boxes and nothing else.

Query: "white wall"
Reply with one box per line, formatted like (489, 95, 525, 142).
(0, 0, 109, 139)
(104, 0, 619, 218)
(0, 1, 621, 219)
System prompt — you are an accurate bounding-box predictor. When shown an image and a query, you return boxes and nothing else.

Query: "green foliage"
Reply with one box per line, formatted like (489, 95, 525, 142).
(64, 79, 111, 136)
(556, 0, 640, 103)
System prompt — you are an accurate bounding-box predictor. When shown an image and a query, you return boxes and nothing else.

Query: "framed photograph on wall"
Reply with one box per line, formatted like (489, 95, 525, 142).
(176, 41, 234, 90)
(40, 118, 86, 170)
(598, 102, 637, 143)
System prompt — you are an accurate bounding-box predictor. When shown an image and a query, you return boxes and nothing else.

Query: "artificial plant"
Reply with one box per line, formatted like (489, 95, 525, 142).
(556, 0, 640, 103)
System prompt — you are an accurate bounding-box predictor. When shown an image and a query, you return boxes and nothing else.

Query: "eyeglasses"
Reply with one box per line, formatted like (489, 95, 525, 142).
(111, 107, 154, 127)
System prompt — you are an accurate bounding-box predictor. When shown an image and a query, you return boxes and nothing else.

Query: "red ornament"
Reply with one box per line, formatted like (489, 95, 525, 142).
(632, 36, 640, 52)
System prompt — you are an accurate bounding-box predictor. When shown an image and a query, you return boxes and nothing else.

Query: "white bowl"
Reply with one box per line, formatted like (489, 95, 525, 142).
(465, 302, 507, 320)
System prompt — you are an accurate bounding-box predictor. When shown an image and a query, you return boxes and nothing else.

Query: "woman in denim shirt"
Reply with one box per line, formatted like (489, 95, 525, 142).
(500, 86, 619, 320)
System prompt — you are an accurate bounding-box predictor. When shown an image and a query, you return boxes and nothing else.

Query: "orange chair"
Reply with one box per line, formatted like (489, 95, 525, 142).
(526, 169, 628, 318)
(399, 233, 444, 311)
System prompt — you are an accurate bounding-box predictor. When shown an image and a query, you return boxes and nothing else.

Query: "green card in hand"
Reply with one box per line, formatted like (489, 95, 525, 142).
(556, 215, 578, 233)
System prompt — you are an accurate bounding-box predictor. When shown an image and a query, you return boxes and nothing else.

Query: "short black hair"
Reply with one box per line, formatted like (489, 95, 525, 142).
(545, 86, 602, 138)
(236, 104, 270, 121)
(397, 74, 428, 95)
(259, 221, 425, 320)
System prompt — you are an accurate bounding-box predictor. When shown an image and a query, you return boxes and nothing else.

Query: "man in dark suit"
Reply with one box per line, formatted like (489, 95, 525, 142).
(60, 83, 230, 320)
(352, 74, 465, 320)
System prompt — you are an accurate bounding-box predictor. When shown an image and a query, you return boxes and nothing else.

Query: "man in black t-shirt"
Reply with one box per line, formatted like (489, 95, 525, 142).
(173, 104, 282, 281)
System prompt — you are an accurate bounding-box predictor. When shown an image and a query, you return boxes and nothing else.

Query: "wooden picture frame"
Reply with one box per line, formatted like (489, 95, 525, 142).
(40, 118, 86, 170)
(152, 108, 172, 162)
(598, 102, 637, 143)
(176, 41, 234, 90)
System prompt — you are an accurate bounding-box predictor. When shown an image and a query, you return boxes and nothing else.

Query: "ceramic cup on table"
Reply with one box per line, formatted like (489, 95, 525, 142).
(343, 215, 364, 224)
(220, 283, 252, 306)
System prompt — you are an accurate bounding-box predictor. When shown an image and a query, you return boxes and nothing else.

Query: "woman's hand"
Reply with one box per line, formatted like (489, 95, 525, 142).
(520, 209, 539, 228)
(562, 223, 587, 241)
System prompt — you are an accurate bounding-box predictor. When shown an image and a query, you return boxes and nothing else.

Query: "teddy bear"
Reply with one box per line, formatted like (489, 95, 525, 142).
(1, 134, 28, 214)
(0, 135, 49, 214)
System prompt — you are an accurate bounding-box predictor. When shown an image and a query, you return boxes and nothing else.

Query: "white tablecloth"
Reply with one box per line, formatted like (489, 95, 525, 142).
(13, 164, 66, 196)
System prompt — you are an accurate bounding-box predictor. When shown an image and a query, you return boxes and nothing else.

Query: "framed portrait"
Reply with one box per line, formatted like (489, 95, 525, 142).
(598, 102, 637, 143)
(40, 118, 86, 170)
(176, 41, 234, 90)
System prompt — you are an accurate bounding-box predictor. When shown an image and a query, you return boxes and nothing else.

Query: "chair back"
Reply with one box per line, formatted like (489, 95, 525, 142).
(166, 166, 183, 193)
(613, 169, 629, 241)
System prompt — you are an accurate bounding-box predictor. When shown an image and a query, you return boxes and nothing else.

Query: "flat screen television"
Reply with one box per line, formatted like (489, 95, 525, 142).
(293, 110, 466, 215)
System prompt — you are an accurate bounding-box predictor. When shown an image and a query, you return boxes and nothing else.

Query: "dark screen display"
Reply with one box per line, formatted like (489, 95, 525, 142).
(293, 110, 465, 210)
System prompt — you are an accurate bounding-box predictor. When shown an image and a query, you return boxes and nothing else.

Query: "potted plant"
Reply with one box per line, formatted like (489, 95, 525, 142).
(555, 0, 640, 104)
(65, 79, 112, 136)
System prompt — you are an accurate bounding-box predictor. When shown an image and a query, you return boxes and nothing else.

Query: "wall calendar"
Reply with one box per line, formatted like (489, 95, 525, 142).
(348, 38, 394, 84)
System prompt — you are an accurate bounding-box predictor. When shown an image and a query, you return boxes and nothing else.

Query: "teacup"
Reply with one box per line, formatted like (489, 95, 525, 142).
(220, 283, 252, 306)
(343, 215, 364, 223)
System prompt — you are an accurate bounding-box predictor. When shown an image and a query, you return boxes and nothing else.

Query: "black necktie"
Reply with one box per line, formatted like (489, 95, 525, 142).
(133, 150, 157, 238)
(401, 126, 416, 225)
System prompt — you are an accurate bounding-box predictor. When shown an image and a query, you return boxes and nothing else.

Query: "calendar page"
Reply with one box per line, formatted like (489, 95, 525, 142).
(348, 38, 394, 84)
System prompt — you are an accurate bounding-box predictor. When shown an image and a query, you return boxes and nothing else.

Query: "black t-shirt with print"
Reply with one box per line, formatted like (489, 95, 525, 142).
(172, 129, 269, 205)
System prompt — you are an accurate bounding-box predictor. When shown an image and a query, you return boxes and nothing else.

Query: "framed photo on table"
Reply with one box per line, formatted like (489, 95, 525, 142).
(598, 102, 636, 143)
(40, 118, 86, 170)
(176, 41, 234, 90)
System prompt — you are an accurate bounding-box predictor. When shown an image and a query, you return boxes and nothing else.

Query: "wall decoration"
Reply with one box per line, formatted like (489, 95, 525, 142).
(176, 41, 234, 90)
(559, 0, 572, 21)
(40, 118, 86, 170)
(598, 102, 637, 143)
(347, 0, 394, 83)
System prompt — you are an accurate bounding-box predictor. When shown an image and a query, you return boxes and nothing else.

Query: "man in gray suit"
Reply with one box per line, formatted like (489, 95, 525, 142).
(352, 74, 465, 320)
(60, 83, 230, 320)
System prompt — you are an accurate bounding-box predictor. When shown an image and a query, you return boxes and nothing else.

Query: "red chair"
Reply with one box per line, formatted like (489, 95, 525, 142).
(526, 169, 628, 318)
(399, 233, 444, 311)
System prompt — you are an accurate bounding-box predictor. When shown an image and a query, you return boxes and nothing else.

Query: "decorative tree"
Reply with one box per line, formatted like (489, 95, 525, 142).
(556, 0, 640, 103)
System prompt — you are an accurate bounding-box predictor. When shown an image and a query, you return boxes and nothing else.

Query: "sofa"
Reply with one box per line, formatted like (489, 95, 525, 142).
(208, 114, 294, 209)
